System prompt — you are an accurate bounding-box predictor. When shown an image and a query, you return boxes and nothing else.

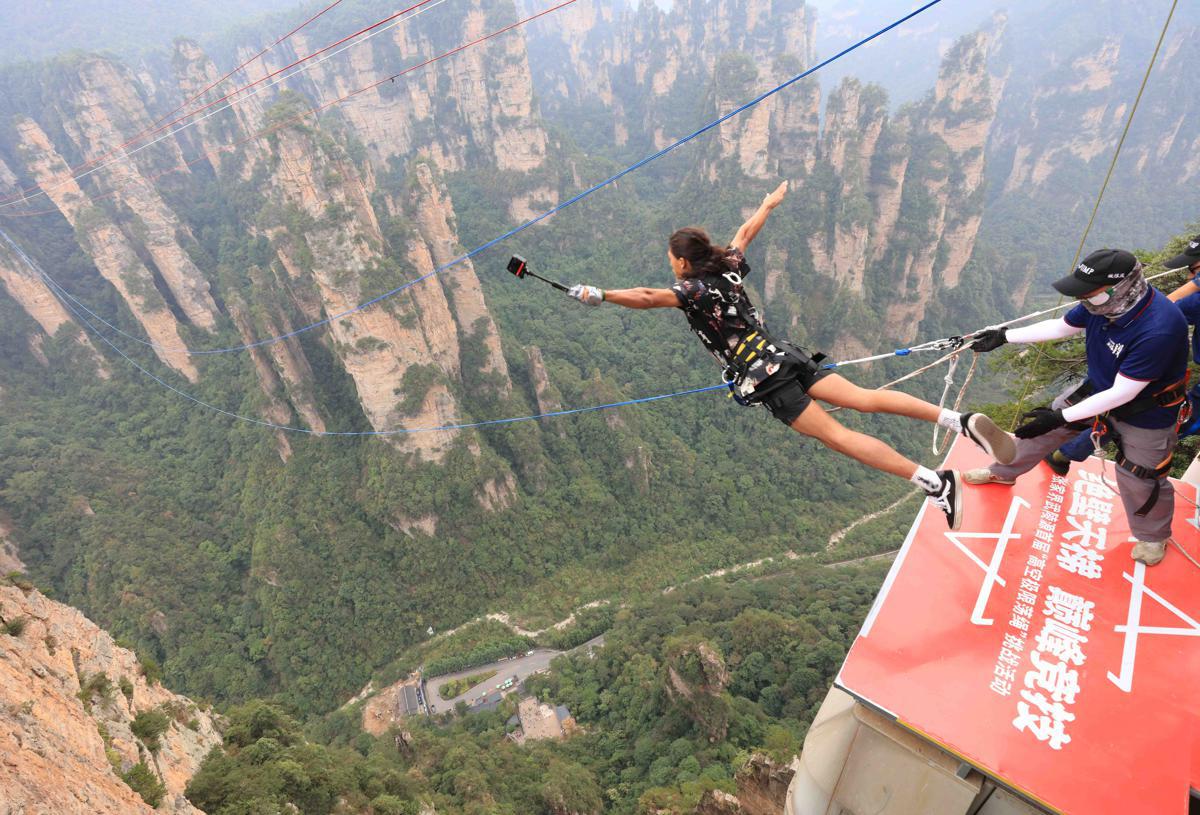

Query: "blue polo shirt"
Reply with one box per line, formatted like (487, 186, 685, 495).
(1064, 288, 1188, 428)
(1173, 290, 1200, 364)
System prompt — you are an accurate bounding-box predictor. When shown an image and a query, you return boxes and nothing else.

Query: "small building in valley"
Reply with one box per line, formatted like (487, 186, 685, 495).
(399, 682, 420, 717)
(508, 696, 575, 744)
(361, 674, 424, 736)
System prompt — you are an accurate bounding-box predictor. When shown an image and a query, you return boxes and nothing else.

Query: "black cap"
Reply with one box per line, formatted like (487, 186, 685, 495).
(1051, 249, 1138, 297)
(1163, 235, 1200, 271)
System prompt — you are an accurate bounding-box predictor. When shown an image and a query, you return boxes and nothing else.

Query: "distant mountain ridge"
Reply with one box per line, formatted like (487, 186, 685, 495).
(0, 0, 302, 65)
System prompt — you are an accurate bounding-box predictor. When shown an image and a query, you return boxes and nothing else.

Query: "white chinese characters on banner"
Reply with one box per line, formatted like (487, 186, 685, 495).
(1066, 470, 1115, 526)
(1011, 471, 1109, 743)
(1014, 586, 1095, 750)
(1033, 619, 1087, 667)
(1057, 473, 1112, 579)
(988, 481, 1066, 697)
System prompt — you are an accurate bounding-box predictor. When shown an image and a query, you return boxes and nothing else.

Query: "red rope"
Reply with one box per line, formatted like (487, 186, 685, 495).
(146, 0, 349, 142)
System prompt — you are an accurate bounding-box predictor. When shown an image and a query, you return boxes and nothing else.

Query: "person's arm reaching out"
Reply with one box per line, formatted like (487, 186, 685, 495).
(1168, 279, 1200, 302)
(1014, 374, 1148, 439)
(1006, 318, 1085, 343)
(567, 284, 678, 309)
(601, 287, 679, 309)
(971, 318, 1084, 351)
(1060, 375, 1146, 423)
(730, 181, 788, 253)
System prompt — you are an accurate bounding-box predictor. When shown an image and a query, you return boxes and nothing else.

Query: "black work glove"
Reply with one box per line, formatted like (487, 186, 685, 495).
(970, 326, 1008, 353)
(1014, 407, 1067, 439)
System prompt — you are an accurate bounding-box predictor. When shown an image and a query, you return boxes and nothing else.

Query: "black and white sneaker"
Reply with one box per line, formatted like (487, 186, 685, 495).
(925, 470, 963, 530)
(962, 412, 1017, 465)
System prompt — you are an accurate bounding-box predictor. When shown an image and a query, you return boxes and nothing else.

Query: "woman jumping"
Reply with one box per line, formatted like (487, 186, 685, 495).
(565, 181, 1015, 529)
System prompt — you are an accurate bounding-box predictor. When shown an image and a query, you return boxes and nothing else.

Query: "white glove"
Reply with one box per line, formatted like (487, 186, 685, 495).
(567, 284, 604, 305)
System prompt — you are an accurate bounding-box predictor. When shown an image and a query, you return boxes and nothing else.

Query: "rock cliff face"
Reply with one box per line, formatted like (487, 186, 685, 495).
(993, 29, 1200, 193)
(0, 582, 221, 814)
(238, 0, 547, 174)
(693, 753, 795, 815)
(530, 0, 819, 175)
(171, 39, 268, 179)
(799, 21, 1005, 345)
(805, 78, 888, 292)
(408, 163, 511, 398)
(878, 20, 1006, 335)
(11, 117, 200, 380)
(976, 11, 1198, 284)
(0, 234, 109, 376)
(0, 517, 23, 575)
(525, 346, 562, 415)
(11, 56, 221, 344)
(259, 118, 466, 459)
(665, 638, 732, 743)
(226, 95, 517, 460)
(58, 59, 220, 332)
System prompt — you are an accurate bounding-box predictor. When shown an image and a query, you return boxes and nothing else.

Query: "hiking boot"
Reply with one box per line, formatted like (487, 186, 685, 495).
(963, 468, 1015, 486)
(1131, 539, 1167, 566)
(1043, 450, 1071, 477)
(961, 412, 1017, 465)
(925, 470, 963, 530)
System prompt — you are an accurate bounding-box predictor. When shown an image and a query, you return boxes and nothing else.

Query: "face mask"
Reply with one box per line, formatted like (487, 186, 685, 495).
(1080, 264, 1147, 317)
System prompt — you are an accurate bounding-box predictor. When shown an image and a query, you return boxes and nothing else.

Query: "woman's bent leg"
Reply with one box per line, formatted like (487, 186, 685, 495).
(807, 373, 940, 422)
(788, 398, 918, 479)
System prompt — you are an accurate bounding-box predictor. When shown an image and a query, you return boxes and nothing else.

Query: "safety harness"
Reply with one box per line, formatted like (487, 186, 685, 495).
(682, 267, 824, 405)
(1064, 374, 1191, 516)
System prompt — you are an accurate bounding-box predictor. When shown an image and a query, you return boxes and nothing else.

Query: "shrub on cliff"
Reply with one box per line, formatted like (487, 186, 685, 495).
(77, 672, 114, 709)
(131, 708, 171, 753)
(122, 762, 165, 807)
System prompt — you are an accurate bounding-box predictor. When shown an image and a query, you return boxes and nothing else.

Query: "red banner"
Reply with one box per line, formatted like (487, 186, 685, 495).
(838, 438, 1200, 814)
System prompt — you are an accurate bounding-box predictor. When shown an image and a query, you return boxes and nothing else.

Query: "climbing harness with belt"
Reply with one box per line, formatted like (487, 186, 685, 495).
(676, 262, 824, 406)
(1066, 374, 1191, 516)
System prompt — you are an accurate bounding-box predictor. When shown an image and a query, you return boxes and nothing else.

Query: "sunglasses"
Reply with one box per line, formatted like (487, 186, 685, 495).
(1083, 286, 1116, 305)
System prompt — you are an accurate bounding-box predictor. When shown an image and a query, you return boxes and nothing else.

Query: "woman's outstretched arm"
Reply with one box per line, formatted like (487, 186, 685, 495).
(730, 180, 788, 252)
(600, 287, 679, 309)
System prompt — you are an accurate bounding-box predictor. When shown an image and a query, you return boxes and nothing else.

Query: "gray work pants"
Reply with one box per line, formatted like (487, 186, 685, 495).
(987, 391, 1178, 542)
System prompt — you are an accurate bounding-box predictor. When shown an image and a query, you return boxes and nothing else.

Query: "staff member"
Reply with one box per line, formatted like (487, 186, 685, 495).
(1165, 234, 1200, 436)
(969, 249, 1189, 566)
(1044, 233, 1200, 474)
(1164, 233, 1200, 302)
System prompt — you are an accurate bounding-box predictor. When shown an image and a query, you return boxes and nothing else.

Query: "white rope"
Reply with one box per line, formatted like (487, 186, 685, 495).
(931, 354, 960, 454)
(824, 336, 963, 369)
(825, 267, 1190, 371)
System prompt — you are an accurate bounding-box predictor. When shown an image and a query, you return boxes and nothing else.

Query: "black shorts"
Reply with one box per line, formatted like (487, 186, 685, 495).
(754, 358, 833, 426)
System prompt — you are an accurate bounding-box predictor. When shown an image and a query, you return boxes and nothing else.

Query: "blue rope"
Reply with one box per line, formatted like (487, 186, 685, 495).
(36, 266, 726, 436)
(31, 0, 944, 357)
